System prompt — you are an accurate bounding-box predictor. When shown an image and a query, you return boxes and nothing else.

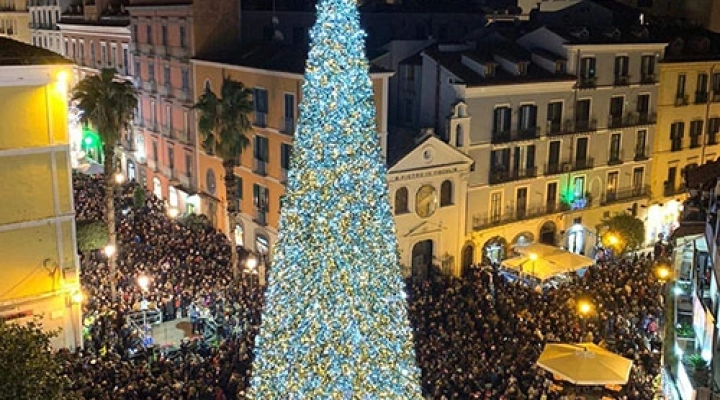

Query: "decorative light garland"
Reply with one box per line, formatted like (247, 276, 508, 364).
(247, 0, 422, 398)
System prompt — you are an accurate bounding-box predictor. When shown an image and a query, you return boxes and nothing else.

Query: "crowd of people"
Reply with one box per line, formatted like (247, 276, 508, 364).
(60, 172, 664, 399)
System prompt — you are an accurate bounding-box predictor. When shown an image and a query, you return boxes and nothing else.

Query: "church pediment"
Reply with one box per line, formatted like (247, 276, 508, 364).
(388, 135, 473, 177)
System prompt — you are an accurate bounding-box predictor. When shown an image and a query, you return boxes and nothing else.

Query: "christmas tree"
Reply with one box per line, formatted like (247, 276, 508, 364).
(247, 0, 422, 398)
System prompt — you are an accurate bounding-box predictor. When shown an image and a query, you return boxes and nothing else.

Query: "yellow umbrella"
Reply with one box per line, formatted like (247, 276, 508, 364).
(536, 342, 633, 385)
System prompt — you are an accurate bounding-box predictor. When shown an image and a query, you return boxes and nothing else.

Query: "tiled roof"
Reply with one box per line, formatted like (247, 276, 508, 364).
(0, 38, 72, 66)
(195, 42, 392, 75)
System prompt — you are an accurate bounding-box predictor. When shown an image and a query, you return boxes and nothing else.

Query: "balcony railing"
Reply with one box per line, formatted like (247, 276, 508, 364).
(713, 91, 720, 103)
(571, 157, 594, 171)
(664, 183, 686, 197)
(154, 44, 167, 58)
(253, 158, 267, 176)
(695, 91, 709, 104)
(488, 167, 537, 184)
(600, 185, 650, 205)
(573, 118, 597, 133)
(640, 74, 656, 84)
(607, 112, 656, 129)
(254, 112, 267, 128)
(634, 147, 650, 161)
(491, 127, 540, 144)
(675, 94, 689, 107)
(283, 117, 295, 134)
(579, 76, 596, 89)
(546, 118, 597, 136)
(254, 208, 267, 226)
(613, 75, 630, 86)
(545, 163, 563, 175)
(546, 120, 562, 135)
(472, 202, 569, 230)
(168, 46, 189, 60)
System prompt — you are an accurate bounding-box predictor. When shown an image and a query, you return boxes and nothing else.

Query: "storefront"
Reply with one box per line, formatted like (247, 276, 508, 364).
(646, 200, 683, 245)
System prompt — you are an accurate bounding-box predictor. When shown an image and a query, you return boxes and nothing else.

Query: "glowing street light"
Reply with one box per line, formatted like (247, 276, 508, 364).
(71, 290, 84, 304)
(578, 300, 593, 316)
(114, 172, 125, 185)
(167, 207, 179, 218)
(137, 275, 150, 292)
(607, 234, 619, 246)
(656, 264, 671, 282)
(104, 244, 116, 258)
(246, 255, 258, 271)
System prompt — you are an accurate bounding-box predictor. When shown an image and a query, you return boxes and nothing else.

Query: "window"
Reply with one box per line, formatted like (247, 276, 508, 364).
(606, 171, 619, 200)
(148, 62, 155, 82)
(179, 26, 186, 48)
(548, 141, 560, 170)
(516, 188, 528, 218)
(122, 47, 129, 73)
(146, 25, 152, 44)
(641, 55, 656, 80)
(134, 60, 140, 77)
(575, 137, 588, 162)
(690, 120, 703, 148)
(133, 25, 139, 43)
(181, 69, 189, 91)
(518, 104, 537, 133)
(491, 149, 510, 171)
(573, 176, 586, 200)
(636, 130, 647, 159)
(697, 73, 709, 103)
(575, 99, 591, 128)
(633, 167, 644, 195)
(253, 88, 268, 126)
(609, 96, 624, 127)
(670, 122, 684, 151)
(161, 25, 168, 46)
(395, 187, 409, 214)
(165, 105, 172, 128)
(614, 55, 629, 83)
(253, 184, 269, 210)
(101, 43, 107, 65)
(546, 182, 557, 211)
(152, 141, 158, 162)
(525, 144, 536, 170)
(580, 57, 596, 79)
(167, 146, 174, 170)
(609, 133, 621, 163)
(455, 124, 464, 147)
(708, 118, 720, 145)
(254, 135, 269, 175)
(493, 106, 511, 136)
(666, 167, 677, 194)
(637, 94, 650, 122)
(185, 154, 192, 177)
(150, 100, 157, 126)
(676, 75, 686, 103)
(490, 192, 502, 223)
(546, 101, 562, 134)
(280, 143, 292, 181)
(713, 73, 720, 99)
(440, 180, 453, 206)
(231, 176, 242, 212)
(164, 66, 171, 86)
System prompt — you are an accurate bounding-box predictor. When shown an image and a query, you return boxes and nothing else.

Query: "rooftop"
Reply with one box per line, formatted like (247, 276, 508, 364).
(194, 42, 392, 75)
(0, 38, 72, 66)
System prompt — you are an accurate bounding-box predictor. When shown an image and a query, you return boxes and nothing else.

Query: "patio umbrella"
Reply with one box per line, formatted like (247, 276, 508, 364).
(536, 342, 633, 385)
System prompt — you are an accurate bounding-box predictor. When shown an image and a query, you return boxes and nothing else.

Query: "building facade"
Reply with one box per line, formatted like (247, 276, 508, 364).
(651, 43, 720, 245)
(0, 0, 30, 43)
(0, 39, 81, 349)
(127, 0, 238, 215)
(28, 0, 72, 53)
(191, 45, 393, 260)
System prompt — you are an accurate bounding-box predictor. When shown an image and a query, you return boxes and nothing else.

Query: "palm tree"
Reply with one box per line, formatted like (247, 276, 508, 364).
(72, 68, 138, 301)
(194, 76, 253, 280)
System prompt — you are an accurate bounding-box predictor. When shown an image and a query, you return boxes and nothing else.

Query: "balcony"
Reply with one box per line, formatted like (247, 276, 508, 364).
(571, 157, 594, 171)
(695, 91, 709, 104)
(168, 46, 189, 60)
(254, 208, 267, 226)
(254, 112, 267, 128)
(491, 127, 540, 144)
(607, 153, 623, 165)
(488, 167, 537, 184)
(600, 185, 650, 205)
(613, 75, 630, 86)
(157, 84, 171, 97)
(174, 129, 194, 145)
(545, 120, 562, 135)
(607, 112, 657, 129)
(713, 91, 720, 102)
(634, 147, 650, 161)
(138, 43, 153, 55)
(675, 94, 689, 107)
(472, 203, 569, 230)
(578, 76, 596, 89)
(283, 117, 295, 135)
(545, 163, 563, 176)
(640, 74, 656, 85)
(573, 118, 598, 133)
(664, 183, 686, 197)
(174, 88, 191, 103)
(253, 158, 267, 176)
(142, 80, 157, 93)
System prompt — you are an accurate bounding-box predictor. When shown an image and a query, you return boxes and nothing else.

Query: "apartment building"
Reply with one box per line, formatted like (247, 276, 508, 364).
(650, 33, 720, 244)
(0, 39, 81, 349)
(28, 0, 72, 53)
(126, 0, 238, 215)
(0, 0, 30, 43)
(191, 43, 393, 259)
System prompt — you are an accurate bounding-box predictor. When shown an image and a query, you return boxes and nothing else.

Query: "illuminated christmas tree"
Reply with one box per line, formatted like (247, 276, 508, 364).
(247, 0, 422, 398)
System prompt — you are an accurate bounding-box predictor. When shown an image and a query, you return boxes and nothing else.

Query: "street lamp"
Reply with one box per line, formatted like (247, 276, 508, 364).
(104, 244, 116, 258)
(137, 274, 150, 292)
(246, 256, 258, 291)
(167, 207, 179, 218)
(114, 172, 125, 185)
(656, 264, 671, 282)
(578, 299, 593, 339)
